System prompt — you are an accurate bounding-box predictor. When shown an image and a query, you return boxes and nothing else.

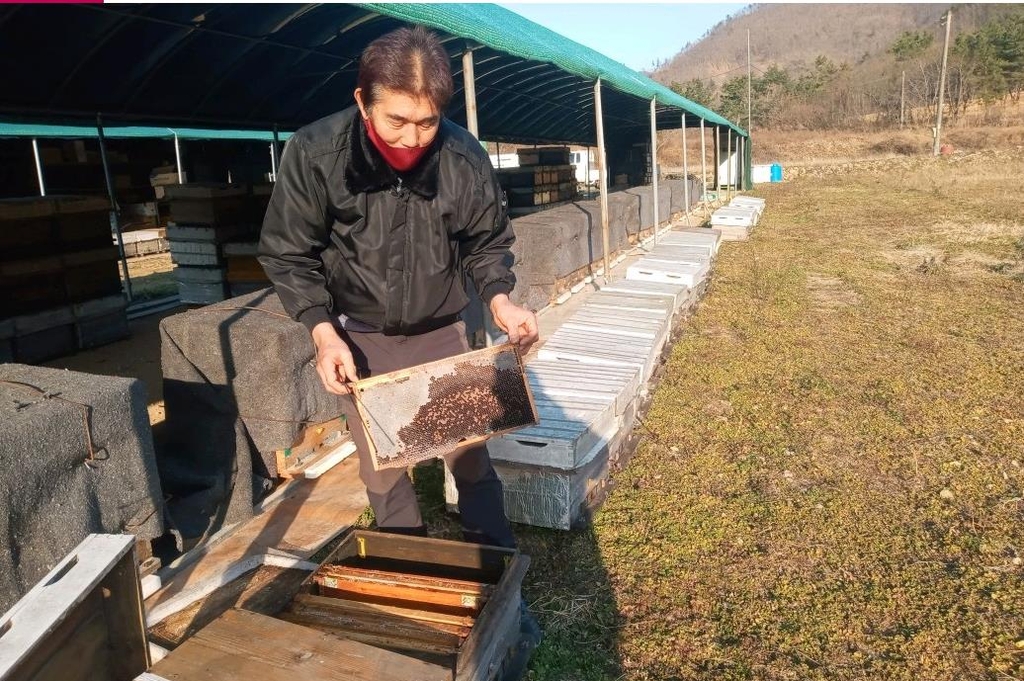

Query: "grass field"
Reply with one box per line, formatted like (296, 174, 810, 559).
(416, 147, 1024, 680)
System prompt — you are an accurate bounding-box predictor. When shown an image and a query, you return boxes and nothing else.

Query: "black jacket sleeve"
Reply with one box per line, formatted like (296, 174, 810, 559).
(257, 136, 335, 332)
(456, 157, 516, 305)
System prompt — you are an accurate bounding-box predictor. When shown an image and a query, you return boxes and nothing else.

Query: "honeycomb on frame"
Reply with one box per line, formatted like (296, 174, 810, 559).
(350, 344, 538, 470)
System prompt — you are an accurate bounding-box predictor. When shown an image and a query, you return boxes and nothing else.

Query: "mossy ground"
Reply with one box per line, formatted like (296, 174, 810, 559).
(415, 149, 1024, 680)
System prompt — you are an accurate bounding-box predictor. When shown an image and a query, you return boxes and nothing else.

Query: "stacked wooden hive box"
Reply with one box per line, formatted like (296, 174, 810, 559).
(446, 228, 722, 530)
(0, 196, 128, 363)
(496, 147, 576, 217)
(165, 183, 273, 304)
(710, 195, 766, 241)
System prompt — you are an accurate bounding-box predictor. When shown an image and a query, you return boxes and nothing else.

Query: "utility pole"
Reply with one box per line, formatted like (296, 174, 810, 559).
(933, 8, 952, 156)
(747, 29, 753, 133)
(900, 70, 906, 129)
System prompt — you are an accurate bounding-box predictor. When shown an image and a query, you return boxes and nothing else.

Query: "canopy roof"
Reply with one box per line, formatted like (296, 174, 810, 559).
(0, 3, 746, 145)
(0, 122, 292, 142)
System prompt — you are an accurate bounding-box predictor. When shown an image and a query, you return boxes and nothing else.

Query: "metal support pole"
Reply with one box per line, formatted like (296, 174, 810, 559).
(462, 48, 479, 138)
(681, 115, 691, 226)
(727, 127, 733, 201)
(462, 46, 496, 346)
(700, 119, 708, 211)
(595, 79, 611, 279)
(269, 144, 277, 181)
(650, 98, 659, 245)
(97, 113, 133, 302)
(32, 138, 46, 197)
(496, 141, 501, 169)
(713, 126, 721, 204)
(934, 9, 952, 156)
(586, 145, 591, 193)
(173, 133, 184, 184)
(272, 124, 281, 179)
(738, 136, 744, 192)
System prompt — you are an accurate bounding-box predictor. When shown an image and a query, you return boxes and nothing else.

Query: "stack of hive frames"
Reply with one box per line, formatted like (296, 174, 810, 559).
(0, 196, 127, 363)
(350, 344, 538, 471)
(164, 184, 264, 305)
(279, 530, 529, 678)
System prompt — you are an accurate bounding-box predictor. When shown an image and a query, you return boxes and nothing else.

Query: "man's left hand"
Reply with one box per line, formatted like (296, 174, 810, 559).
(489, 294, 539, 355)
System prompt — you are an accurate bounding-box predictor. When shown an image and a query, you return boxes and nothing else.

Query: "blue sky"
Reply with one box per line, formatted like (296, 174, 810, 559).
(502, 3, 749, 72)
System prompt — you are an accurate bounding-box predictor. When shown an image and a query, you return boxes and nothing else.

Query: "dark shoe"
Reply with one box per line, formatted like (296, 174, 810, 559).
(519, 597, 543, 649)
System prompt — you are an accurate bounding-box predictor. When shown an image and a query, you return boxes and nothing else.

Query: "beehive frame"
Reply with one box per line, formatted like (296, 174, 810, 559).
(351, 344, 538, 470)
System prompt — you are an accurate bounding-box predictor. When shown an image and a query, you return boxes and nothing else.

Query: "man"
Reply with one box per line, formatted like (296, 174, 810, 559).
(258, 26, 538, 550)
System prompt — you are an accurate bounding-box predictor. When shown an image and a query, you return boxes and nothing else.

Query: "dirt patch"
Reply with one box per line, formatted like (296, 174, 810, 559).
(806, 273, 862, 309)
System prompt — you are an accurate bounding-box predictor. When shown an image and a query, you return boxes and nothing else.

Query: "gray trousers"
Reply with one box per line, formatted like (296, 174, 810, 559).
(339, 321, 516, 548)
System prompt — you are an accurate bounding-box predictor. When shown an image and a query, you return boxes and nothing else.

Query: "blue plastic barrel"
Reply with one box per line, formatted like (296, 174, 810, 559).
(770, 163, 783, 182)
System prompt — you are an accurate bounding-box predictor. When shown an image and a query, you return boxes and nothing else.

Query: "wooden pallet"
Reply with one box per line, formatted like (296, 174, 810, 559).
(141, 608, 446, 681)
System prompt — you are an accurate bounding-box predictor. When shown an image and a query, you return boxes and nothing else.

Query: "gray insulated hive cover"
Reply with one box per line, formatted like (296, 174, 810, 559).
(352, 344, 538, 470)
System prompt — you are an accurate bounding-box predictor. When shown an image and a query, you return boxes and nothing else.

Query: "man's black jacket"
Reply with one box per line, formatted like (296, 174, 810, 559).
(258, 105, 515, 336)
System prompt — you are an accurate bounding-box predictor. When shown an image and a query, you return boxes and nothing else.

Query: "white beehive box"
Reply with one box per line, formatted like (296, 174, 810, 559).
(711, 207, 758, 228)
(626, 258, 709, 288)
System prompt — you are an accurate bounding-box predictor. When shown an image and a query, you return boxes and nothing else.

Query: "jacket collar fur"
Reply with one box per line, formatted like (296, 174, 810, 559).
(345, 115, 443, 199)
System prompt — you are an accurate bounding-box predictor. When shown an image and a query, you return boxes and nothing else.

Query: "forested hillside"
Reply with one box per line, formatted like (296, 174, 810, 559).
(653, 4, 1024, 129)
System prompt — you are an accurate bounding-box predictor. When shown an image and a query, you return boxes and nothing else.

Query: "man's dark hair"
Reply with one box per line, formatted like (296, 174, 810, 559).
(357, 26, 454, 112)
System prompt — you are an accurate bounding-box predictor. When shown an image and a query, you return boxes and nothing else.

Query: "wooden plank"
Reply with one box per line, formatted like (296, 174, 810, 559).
(455, 554, 529, 681)
(99, 547, 150, 680)
(313, 565, 493, 612)
(0, 534, 140, 681)
(294, 592, 475, 629)
(337, 530, 512, 578)
(148, 609, 449, 681)
(145, 458, 368, 618)
(147, 565, 313, 649)
(13, 592, 111, 681)
(283, 594, 469, 651)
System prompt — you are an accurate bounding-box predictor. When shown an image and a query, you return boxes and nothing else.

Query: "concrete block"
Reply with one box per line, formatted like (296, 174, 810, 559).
(0, 364, 163, 614)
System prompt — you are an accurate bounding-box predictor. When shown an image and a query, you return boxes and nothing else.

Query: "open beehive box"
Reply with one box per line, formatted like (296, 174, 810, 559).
(279, 530, 530, 681)
(351, 344, 538, 470)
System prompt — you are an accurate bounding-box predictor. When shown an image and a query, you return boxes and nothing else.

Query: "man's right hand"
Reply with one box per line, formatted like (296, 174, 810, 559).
(311, 322, 359, 395)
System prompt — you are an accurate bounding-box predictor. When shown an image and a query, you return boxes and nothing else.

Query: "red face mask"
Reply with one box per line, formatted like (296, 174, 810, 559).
(364, 117, 432, 172)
